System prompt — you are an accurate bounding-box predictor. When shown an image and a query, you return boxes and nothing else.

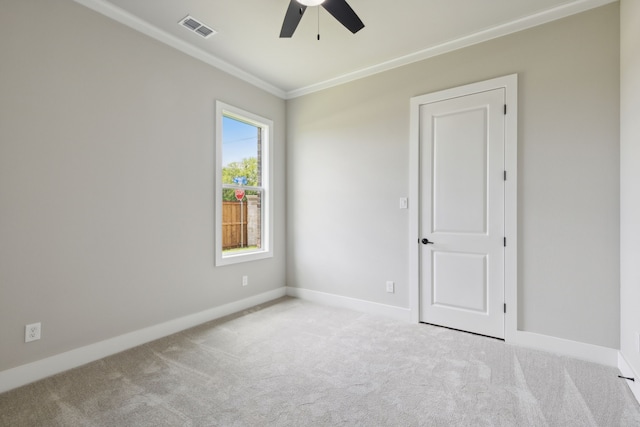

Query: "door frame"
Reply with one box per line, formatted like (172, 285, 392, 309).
(408, 74, 518, 342)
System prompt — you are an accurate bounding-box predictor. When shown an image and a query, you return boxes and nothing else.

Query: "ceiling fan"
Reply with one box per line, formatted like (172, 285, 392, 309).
(279, 0, 365, 38)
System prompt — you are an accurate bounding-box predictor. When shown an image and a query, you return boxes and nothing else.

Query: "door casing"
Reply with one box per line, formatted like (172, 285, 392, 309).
(409, 74, 518, 341)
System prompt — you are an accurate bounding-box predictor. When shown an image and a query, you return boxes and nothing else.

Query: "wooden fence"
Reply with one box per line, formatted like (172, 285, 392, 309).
(222, 201, 248, 250)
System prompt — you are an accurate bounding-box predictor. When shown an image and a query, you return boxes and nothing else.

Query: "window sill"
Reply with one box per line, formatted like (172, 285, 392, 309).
(215, 249, 273, 266)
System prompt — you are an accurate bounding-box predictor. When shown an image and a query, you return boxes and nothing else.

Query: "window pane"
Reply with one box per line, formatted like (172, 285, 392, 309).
(222, 189, 262, 254)
(216, 101, 272, 266)
(222, 116, 261, 186)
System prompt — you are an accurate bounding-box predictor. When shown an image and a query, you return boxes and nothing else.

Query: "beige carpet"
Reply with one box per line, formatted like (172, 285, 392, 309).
(1, 297, 639, 426)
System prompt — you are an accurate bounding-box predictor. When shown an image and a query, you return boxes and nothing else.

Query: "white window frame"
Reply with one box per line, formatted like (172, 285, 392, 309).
(215, 101, 274, 266)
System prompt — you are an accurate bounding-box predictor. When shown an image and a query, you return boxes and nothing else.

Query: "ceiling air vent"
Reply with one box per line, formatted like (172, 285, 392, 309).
(179, 15, 216, 39)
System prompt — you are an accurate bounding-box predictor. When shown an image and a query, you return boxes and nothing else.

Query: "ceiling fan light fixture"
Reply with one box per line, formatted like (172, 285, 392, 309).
(297, 0, 325, 6)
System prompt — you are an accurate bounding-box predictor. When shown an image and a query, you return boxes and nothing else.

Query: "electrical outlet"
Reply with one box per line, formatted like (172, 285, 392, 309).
(386, 281, 395, 293)
(399, 198, 408, 209)
(242, 276, 248, 286)
(25, 322, 41, 343)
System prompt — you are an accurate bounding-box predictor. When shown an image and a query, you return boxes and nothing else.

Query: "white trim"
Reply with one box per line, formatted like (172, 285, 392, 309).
(0, 286, 622, 395)
(503, 76, 519, 344)
(409, 74, 518, 339)
(286, 0, 615, 98)
(73, 0, 614, 100)
(408, 93, 421, 324)
(72, 0, 286, 99)
(0, 287, 286, 394)
(618, 352, 640, 404)
(507, 330, 618, 367)
(285, 287, 620, 369)
(285, 287, 412, 323)
(215, 101, 275, 266)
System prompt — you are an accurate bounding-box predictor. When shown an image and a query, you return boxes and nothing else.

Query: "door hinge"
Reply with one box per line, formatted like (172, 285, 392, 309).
(504, 104, 507, 115)
(504, 170, 507, 181)
(504, 303, 507, 314)
(504, 237, 506, 247)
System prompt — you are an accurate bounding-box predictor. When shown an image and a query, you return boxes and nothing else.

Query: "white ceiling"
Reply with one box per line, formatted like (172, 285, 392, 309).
(75, 0, 615, 98)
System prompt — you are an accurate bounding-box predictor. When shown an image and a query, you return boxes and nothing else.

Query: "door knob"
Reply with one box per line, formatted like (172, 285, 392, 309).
(421, 238, 434, 245)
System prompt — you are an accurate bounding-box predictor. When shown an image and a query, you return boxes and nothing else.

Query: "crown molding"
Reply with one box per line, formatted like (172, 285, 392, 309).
(285, 0, 617, 99)
(74, 0, 616, 100)
(73, 0, 287, 99)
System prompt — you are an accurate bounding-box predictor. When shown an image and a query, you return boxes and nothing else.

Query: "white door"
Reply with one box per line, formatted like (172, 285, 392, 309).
(419, 88, 505, 339)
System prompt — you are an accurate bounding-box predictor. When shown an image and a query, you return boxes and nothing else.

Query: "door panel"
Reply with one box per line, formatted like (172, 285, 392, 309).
(433, 252, 487, 312)
(419, 88, 505, 339)
(433, 108, 487, 234)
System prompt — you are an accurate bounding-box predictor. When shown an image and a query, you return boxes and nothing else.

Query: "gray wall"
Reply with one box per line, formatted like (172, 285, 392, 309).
(0, 0, 623, 376)
(0, 0, 286, 371)
(287, 4, 620, 348)
(620, 0, 640, 376)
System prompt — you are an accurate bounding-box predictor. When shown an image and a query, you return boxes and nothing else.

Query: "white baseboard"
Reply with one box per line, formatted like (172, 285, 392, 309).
(1, 286, 626, 398)
(0, 287, 287, 394)
(286, 286, 412, 322)
(285, 288, 620, 368)
(618, 352, 640, 404)
(285, 287, 621, 368)
(508, 330, 619, 367)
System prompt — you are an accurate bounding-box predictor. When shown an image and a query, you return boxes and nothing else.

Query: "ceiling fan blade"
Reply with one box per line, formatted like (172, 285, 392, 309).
(321, 0, 364, 34)
(280, 0, 307, 38)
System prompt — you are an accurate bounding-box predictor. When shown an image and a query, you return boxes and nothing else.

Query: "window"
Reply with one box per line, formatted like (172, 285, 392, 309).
(215, 102, 273, 266)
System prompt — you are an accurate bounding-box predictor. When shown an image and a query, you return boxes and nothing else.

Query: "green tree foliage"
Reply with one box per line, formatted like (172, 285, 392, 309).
(222, 157, 258, 201)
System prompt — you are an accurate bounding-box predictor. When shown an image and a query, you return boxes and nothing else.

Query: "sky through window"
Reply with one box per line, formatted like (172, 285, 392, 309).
(222, 116, 258, 166)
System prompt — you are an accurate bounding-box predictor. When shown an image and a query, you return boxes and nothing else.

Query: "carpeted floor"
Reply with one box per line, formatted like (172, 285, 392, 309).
(1, 297, 639, 426)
